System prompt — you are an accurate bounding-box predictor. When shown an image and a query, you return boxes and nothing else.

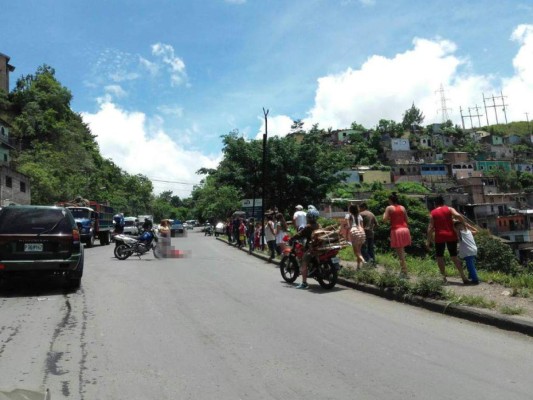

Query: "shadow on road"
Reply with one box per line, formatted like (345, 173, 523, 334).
(279, 281, 347, 294)
(0, 276, 77, 298)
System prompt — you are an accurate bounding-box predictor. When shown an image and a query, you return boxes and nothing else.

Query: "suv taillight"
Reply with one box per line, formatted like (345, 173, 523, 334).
(72, 228, 80, 242)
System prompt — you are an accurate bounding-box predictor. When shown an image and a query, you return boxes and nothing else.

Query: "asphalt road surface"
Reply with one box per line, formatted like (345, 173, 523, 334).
(1, 231, 532, 400)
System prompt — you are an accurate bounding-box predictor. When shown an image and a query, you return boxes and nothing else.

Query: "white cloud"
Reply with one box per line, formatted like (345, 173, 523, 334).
(255, 114, 294, 139)
(104, 84, 127, 98)
(285, 26, 533, 130)
(81, 102, 221, 197)
(502, 24, 533, 121)
(151, 43, 188, 86)
(139, 56, 159, 75)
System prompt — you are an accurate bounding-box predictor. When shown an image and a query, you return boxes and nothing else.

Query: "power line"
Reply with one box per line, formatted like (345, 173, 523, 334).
(148, 178, 200, 186)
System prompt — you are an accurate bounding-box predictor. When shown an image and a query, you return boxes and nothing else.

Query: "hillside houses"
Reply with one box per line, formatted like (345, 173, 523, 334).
(329, 124, 533, 260)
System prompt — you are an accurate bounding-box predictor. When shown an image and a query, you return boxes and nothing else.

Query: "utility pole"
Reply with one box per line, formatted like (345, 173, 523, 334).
(468, 105, 484, 129)
(526, 112, 531, 136)
(483, 91, 509, 125)
(261, 107, 269, 249)
(459, 106, 466, 130)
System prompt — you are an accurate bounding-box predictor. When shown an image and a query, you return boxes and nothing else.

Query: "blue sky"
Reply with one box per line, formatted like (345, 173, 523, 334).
(3, 0, 533, 197)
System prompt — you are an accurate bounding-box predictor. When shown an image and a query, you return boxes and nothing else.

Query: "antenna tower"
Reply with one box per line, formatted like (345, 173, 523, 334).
(436, 84, 451, 123)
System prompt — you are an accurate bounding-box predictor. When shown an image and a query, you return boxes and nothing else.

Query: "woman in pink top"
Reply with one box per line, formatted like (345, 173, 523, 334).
(383, 192, 411, 278)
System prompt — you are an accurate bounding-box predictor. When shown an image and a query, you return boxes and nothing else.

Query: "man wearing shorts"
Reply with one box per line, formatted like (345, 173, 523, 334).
(427, 196, 470, 284)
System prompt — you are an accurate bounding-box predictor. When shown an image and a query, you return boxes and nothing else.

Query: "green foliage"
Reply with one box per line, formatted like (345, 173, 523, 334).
(396, 182, 430, 194)
(500, 305, 525, 315)
(402, 103, 425, 130)
(190, 176, 242, 222)
(475, 230, 521, 274)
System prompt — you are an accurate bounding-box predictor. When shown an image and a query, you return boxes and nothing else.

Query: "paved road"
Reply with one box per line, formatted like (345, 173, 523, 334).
(1, 231, 532, 400)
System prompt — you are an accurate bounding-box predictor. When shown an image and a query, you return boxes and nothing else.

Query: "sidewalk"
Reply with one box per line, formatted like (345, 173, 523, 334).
(218, 237, 533, 337)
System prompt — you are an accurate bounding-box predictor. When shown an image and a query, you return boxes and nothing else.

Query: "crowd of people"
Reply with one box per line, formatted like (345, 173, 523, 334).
(224, 193, 480, 288)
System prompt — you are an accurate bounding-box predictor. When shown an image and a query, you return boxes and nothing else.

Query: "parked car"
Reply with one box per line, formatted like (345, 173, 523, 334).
(215, 222, 225, 236)
(0, 205, 84, 289)
(123, 216, 139, 235)
(183, 222, 194, 230)
(171, 219, 184, 237)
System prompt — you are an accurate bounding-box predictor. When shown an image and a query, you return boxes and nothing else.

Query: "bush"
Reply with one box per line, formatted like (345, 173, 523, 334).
(476, 230, 521, 274)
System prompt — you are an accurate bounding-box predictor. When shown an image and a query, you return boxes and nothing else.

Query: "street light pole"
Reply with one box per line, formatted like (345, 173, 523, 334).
(261, 108, 269, 248)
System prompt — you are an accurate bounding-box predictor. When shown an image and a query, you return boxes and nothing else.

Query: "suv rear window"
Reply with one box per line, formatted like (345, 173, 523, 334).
(0, 207, 73, 234)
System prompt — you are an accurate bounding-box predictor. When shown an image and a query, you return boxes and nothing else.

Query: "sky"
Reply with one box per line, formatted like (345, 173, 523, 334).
(3, 0, 533, 197)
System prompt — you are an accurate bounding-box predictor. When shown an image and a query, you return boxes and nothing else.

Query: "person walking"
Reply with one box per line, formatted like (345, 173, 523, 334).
(359, 202, 378, 264)
(265, 213, 277, 262)
(292, 205, 307, 232)
(342, 204, 366, 269)
(454, 220, 480, 285)
(426, 196, 470, 284)
(383, 192, 411, 278)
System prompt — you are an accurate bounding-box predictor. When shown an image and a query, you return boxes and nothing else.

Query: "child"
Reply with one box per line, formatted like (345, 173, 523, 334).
(454, 220, 480, 285)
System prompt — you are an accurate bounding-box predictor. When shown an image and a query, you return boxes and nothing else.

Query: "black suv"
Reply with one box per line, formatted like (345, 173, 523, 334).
(0, 205, 84, 288)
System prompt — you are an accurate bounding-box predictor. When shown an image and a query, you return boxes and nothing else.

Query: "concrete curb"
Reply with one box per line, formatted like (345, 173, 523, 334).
(216, 237, 533, 337)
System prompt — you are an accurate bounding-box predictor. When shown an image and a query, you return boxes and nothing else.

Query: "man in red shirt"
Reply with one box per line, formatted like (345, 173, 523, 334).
(427, 196, 470, 284)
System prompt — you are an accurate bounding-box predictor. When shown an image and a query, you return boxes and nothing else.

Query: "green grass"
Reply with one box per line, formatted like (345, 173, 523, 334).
(443, 291, 496, 309)
(500, 305, 525, 315)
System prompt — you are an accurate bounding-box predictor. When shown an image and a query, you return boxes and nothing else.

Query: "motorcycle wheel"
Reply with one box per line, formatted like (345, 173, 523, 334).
(114, 244, 132, 260)
(153, 244, 162, 259)
(316, 260, 338, 289)
(280, 255, 299, 283)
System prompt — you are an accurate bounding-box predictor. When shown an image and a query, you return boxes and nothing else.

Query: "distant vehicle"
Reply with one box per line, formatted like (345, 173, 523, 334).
(186, 219, 198, 227)
(171, 220, 184, 237)
(123, 217, 139, 235)
(0, 205, 84, 289)
(137, 215, 154, 229)
(183, 222, 194, 230)
(215, 222, 225, 236)
(57, 199, 114, 247)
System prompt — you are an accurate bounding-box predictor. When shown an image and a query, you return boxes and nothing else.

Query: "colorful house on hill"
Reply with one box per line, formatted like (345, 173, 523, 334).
(475, 160, 512, 172)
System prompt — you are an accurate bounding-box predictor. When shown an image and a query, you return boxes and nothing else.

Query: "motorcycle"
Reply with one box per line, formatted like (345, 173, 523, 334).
(279, 238, 343, 289)
(114, 229, 160, 260)
(204, 225, 213, 236)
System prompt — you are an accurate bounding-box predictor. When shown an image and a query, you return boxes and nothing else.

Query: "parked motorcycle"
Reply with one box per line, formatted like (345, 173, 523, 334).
(279, 239, 342, 289)
(114, 229, 160, 260)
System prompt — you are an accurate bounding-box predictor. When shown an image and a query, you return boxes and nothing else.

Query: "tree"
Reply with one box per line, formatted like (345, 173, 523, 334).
(402, 103, 425, 131)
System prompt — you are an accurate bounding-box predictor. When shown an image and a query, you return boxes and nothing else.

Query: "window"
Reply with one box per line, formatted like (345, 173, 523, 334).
(20, 181, 26, 192)
(0, 127, 4, 136)
(3, 154, 6, 161)
(5, 176, 12, 188)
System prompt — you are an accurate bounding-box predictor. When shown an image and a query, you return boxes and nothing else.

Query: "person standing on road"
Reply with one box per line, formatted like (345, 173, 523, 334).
(265, 213, 277, 262)
(292, 205, 307, 232)
(454, 220, 480, 285)
(158, 219, 171, 257)
(290, 209, 320, 289)
(383, 192, 411, 279)
(238, 218, 247, 249)
(426, 196, 470, 284)
(247, 218, 255, 253)
(359, 202, 378, 265)
(275, 213, 288, 255)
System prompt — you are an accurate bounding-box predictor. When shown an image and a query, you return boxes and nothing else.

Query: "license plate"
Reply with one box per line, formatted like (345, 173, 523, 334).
(331, 257, 339, 264)
(24, 243, 43, 252)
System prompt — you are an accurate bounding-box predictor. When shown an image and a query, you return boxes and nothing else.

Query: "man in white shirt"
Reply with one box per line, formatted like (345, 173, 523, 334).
(293, 205, 307, 232)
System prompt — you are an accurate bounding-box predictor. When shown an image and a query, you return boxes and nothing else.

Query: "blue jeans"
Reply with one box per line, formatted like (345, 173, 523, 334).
(362, 236, 375, 262)
(464, 255, 479, 283)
